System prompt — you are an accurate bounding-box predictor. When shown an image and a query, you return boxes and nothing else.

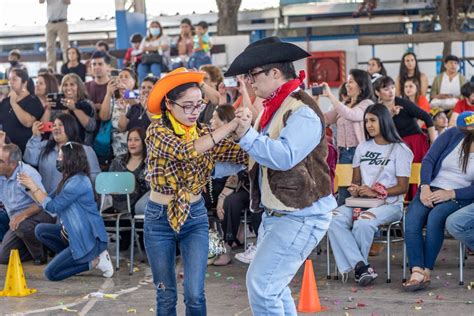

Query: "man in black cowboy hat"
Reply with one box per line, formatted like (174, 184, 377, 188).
(229, 37, 337, 314)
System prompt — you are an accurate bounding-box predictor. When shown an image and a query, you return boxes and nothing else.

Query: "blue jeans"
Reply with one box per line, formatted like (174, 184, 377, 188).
(328, 203, 403, 273)
(337, 146, 357, 206)
(35, 223, 107, 281)
(0, 209, 9, 242)
(188, 51, 212, 70)
(446, 203, 474, 249)
(144, 198, 209, 316)
(405, 192, 473, 270)
(138, 63, 162, 83)
(246, 211, 331, 315)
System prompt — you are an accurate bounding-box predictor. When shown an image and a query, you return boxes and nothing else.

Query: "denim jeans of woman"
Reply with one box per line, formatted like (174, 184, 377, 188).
(446, 203, 474, 249)
(328, 202, 403, 273)
(138, 63, 162, 83)
(144, 198, 209, 316)
(246, 211, 331, 315)
(405, 192, 473, 270)
(337, 146, 357, 206)
(35, 223, 107, 281)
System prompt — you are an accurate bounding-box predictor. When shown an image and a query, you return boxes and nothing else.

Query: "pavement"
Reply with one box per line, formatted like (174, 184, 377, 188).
(1, 237, 473, 316)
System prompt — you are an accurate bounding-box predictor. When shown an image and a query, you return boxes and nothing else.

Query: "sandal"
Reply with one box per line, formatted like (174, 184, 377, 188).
(402, 270, 429, 292)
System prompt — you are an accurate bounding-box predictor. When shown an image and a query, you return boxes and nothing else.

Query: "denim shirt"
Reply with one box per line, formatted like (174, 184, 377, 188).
(41, 174, 108, 260)
(0, 163, 45, 218)
(239, 105, 337, 216)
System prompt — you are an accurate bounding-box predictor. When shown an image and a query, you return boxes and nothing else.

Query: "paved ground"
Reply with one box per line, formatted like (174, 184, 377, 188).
(1, 237, 473, 315)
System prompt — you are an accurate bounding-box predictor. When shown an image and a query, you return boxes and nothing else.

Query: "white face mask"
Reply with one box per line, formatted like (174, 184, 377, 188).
(150, 27, 161, 37)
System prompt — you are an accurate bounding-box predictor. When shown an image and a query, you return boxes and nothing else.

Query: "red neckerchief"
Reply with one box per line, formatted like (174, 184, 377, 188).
(259, 70, 305, 131)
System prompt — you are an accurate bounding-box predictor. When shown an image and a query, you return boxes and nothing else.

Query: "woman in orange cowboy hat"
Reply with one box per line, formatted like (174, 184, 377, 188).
(144, 67, 248, 315)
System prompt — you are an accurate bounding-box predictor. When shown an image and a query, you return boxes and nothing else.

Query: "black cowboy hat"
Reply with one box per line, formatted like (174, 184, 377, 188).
(224, 36, 311, 77)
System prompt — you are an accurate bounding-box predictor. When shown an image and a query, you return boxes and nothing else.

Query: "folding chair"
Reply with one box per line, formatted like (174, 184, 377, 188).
(95, 172, 143, 274)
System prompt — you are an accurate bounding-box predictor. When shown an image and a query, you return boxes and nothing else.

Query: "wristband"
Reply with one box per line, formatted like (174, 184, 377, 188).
(209, 132, 217, 145)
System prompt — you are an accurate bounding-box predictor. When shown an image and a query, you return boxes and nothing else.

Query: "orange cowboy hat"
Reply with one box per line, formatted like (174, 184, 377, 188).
(147, 67, 205, 114)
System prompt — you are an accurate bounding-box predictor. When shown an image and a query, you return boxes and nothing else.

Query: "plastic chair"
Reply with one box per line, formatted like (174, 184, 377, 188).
(326, 163, 421, 283)
(95, 172, 143, 275)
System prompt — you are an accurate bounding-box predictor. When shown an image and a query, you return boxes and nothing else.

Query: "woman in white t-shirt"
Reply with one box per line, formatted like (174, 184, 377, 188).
(328, 103, 414, 286)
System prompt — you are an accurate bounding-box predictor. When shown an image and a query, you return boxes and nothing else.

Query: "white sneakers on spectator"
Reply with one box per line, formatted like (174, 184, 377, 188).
(96, 250, 114, 278)
(235, 243, 257, 264)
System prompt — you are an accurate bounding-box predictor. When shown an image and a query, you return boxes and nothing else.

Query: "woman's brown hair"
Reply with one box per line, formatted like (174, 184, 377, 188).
(38, 73, 59, 96)
(401, 77, 421, 105)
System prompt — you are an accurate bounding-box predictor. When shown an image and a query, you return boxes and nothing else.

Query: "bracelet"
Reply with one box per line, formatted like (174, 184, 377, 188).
(209, 132, 217, 145)
(32, 187, 41, 194)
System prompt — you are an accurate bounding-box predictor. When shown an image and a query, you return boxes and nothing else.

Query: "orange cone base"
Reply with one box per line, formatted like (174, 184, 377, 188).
(0, 249, 37, 297)
(297, 259, 328, 313)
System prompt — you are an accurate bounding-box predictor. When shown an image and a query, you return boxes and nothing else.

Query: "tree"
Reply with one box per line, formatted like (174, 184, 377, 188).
(216, 0, 242, 35)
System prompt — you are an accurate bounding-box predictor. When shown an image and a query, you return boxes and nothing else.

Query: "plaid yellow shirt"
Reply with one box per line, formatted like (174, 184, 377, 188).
(145, 117, 248, 232)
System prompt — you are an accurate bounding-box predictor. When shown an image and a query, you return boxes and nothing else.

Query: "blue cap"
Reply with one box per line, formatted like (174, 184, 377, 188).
(457, 111, 474, 128)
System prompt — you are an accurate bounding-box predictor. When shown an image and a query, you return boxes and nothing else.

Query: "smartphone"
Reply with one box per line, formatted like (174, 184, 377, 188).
(39, 122, 53, 133)
(47, 92, 67, 110)
(110, 69, 120, 77)
(123, 90, 140, 99)
(311, 85, 325, 96)
(223, 77, 238, 88)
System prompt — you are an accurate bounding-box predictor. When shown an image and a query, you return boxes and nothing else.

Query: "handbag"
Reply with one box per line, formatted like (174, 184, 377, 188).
(141, 52, 163, 65)
(345, 144, 396, 208)
(93, 99, 115, 158)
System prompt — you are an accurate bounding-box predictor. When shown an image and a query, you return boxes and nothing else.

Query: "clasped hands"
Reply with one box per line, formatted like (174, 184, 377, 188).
(420, 186, 455, 208)
(348, 184, 378, 198)
(232, 107, 253, 140)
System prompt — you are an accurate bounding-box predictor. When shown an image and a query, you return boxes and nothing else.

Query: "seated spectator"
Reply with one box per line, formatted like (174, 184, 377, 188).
(95, 40, 118, 70)
(430, 55, 467, 111)
(43, 73, 96, 145)
(24, 114, 100, 193)
(430, 108, 448, 136)
(6, 49, 27, 77)
(118, 76, 158, 132)
(34, 73, 59, 122)
(375, 76, 436, 199)
(172, 18, 194, 69)
(60, 47, 87, 82)
(137, 20, 170, 82)
(86, 51, 111, 113)
(367, 57, 387, 83)
(108, 127, 148, 214)
(403, 112, 474, 291)
(449, 82, 474, 126)
(188, 21, 212, 70)
(0, 69, 44, 153)
(322, 69, 375, 205)
(0, 202, 8, 242)
(402, 78, 430, 113)
(328, 104, 413, 286)
(0, 143, 55, 264)
(99, 68, 137, 158)
(396, 52, 429, 97)
(18, 142, 113, 280)
(124, 33, 143, 70)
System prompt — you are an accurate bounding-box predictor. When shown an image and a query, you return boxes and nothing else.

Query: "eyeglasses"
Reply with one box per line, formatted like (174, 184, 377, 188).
(244, 69, 267, 82)
(167, 98, 209, 114)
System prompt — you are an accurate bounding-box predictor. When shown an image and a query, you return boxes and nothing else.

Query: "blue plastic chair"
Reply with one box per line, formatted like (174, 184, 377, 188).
(95, 172, 143, 275)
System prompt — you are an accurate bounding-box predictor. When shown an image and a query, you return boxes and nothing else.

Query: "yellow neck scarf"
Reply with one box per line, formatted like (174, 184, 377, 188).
(166, 112, 199, 141)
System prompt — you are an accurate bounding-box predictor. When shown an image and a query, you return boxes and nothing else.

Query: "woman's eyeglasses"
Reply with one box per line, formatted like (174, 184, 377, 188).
(167, 98, 209, 114)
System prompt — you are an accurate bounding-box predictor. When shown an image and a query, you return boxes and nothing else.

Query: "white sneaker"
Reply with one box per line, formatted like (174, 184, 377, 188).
(96, 250, 114, 278)
(235, 243, 257, 264)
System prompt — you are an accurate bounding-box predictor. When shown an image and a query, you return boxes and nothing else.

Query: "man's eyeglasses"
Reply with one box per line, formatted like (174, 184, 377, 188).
(244, 69, 267, 82)
(167, 98, 209, 114)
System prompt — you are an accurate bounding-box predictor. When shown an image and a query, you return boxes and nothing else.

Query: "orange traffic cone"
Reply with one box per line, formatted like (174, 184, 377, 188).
(0, 249, 37, 297)
(297, 259, 327, 313)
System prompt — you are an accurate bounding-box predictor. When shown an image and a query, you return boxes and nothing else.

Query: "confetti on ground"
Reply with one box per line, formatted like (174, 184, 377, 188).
(428, 292, 434, 296)
(344, 312, 350, 316)
(61, 307, 78, 312)
(466, 301, 473, 304)
(468, 285, 472, 290)
(415, 306, 422, 310)
(446, 272, 452, 276)
(392, 255, 396, 259)
(127, 308, 137, 313)
(334, 299, 341, 306)
(436, 275, 440, 280)
(357, 303, 367, 307)
(435, 295, 444, 300)
(416, 299, 424, 304)
(226, 276, 234, 280)
(149, 308, 154, 312)
(351, 287, 358, 293)
(133, 267, 140, 272)
(348, 297, 354, 302)
(230, 283, 240, 290)
(470, 281, 474, 287)
(214, 272, 222, 277)
(441, 257, 446, 262)
(104, 294, 118, 299)
(444, 282, 450, 287)
(205, 273, 210, 278)
(139, 281, 149, 286)
(343, 306, 357, 310)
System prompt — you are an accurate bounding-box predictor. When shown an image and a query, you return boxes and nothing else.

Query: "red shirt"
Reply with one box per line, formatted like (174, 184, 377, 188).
(453, 99, 474, 114)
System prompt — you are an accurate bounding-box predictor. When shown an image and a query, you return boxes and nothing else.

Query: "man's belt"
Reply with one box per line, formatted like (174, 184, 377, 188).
(50, 19, 66, 24)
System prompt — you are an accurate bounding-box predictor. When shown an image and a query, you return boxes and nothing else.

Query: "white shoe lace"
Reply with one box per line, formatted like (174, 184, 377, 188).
(340, 272, 349, 283)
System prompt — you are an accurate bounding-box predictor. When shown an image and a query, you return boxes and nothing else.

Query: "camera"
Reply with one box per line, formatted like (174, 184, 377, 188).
(46, 92, 67, 110)
(311, 85, 325, 96)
